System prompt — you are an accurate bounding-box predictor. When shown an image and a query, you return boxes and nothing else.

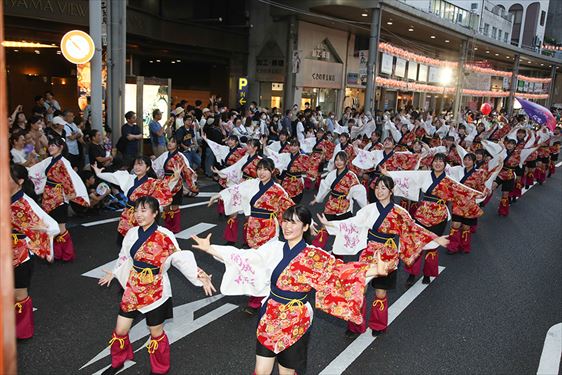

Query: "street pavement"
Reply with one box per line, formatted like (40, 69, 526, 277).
(17, 167, 562, 375)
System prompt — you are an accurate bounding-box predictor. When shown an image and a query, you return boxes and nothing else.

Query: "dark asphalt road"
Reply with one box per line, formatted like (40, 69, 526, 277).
(17, 169, 562, 375)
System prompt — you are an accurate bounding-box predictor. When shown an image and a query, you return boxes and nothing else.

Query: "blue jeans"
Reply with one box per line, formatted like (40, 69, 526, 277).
(183, 149, 201, 170)
(204, 147, 216, 177)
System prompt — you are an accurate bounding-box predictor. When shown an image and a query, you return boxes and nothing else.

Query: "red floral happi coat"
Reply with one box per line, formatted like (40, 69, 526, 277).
(383, 152, 419, 171)
(246, 185, 294, 248)
(241, 154, 262, 181)
(219, 147, 247, 188)
(395, 131, 416, 151)
(308, 139, 336, 180)
(118, 179, 173, 236)
(11, 196, 50, 267)
(164, 152, 198, 194)
(42, 158, 88, 213)
(257, 246, 369, 353)
(488, 123, 512, 141)
(414, 176, 482, 227)
(120, 231, 177, 312)
(451, 169, 488, 218)
(325, 171, 360, 215)
(281, 153, 310, 198)
(498, 149, 521, 181)
(359, 205, 437, 268)
(446, 147, 462, 166)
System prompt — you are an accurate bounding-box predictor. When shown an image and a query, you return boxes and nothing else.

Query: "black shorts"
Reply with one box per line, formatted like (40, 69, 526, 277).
(171, 189, 183, 206)
(538, 157, 550, 164)
(515, 166, 524, 177)
(494, 177, 515, 192)
(417, 219, 447, 236)
(14, 259, 33, 289)
(551, 153, 559, 162)
(371, 268, 397, 290)
(324, 211, 353, 221)
(451, 214, 478, 226)
(49, 203, 68, 223)
(526, 160, 537, 168)
(256, 329, 310, 371)
(118, 297, 173, 327)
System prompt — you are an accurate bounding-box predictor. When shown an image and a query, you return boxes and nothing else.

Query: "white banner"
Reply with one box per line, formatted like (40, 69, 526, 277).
(502, 77, 510, 90)
(407, 61, 418, 80)
(395, 58, 406, 78)
(418, 64, 428, 82)
(380, 53, 393, 75)
(464, 72, 492, 91)
(296, 59, 343, 89)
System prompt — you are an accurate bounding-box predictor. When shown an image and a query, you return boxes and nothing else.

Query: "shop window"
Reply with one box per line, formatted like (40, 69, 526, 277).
(540, 11, 546, 26)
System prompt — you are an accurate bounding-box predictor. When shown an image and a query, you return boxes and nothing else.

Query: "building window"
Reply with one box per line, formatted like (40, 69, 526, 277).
(483, 23, 489, 36)
(504, 33, 509, 43)
(540, 11, 546, 26)
(492, 26, 497, 38)
(471, 2, 478, 11)
(498, 30, 502, 40)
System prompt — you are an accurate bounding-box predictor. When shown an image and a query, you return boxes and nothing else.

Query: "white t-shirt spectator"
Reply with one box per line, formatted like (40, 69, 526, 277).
(64, 121, 80, 155)
(296, 121, 305, 145)
(10, 148, 27, 164)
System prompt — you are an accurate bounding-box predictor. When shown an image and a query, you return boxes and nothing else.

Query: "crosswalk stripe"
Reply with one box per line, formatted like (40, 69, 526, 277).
(320, 266, 445, 375)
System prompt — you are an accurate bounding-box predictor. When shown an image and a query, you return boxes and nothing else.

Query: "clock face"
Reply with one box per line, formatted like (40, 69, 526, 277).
(60, 30, 95, 65)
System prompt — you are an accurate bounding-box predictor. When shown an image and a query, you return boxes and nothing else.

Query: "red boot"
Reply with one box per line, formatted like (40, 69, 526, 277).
(314, 176, 321, 190)
(549, 161, 555, 177)
(460, 229, 472, 253)
(538, 168, 547, 184)
(368, 296, 388, 332)
(470, 224, 478, 233)
(247, 296, 263, 309)
(57, 230, 75, 262)
(498, 196, 509, 216)
(163, 208, 181, 233)
(510, 179, 522, 199)
(108, 331, 134, 369)
(15, 296, 34, 339)
(525, 171, 535, 188)
(311, 228, 328, 249)
(147, 332, 170, 374)
(53, 234, 63, 260)
(423, 250, 439, 277)
(446, 227, 461, 254)
(405, 253, 422, 276)
(216, 199, 225, 216)
(224, 216, 238, 243)
(347, 300, 367, 334)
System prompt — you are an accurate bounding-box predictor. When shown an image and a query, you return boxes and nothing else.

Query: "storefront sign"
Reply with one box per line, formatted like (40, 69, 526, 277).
(297, 60, 343, 89)
(347, 73, 359, 85)
(395, 58, 406, 78)
(464, 72, 491, 91)
(407, 62, 418, 80)
(428, 66, 440, 83)
(60, 30, 95, 65)
(238, 77, 248, 106)
(502, 77, 511, 90)
(380, 53, 393, 75)
(418, 64, 428, 82)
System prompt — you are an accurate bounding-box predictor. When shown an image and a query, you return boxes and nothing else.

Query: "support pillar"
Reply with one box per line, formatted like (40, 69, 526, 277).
(364, 4, 381, 114)
(283, 15, 298, 110)
(0, 3, 17, 373)
(453, 40, 468, 124)
(107, 0, 126, 142)
(507, 54, 520, 116)
(546, 65, 557, 108)
(89, 0, 103, 132)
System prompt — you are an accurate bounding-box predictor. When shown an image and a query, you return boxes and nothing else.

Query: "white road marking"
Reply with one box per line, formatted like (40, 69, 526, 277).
(80, 201, 210, 227)
(82, 260, 117, 279)
(80, 295, 235, 371)
(193, 192, 218, 198)
(175, 223, 217, 240)
(92, 361, 136, 375)
(320, 266, 445, 375)
(81, 217, 120, 227)
(556, 161, 562, 168)
(537, 322, 562, 375)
